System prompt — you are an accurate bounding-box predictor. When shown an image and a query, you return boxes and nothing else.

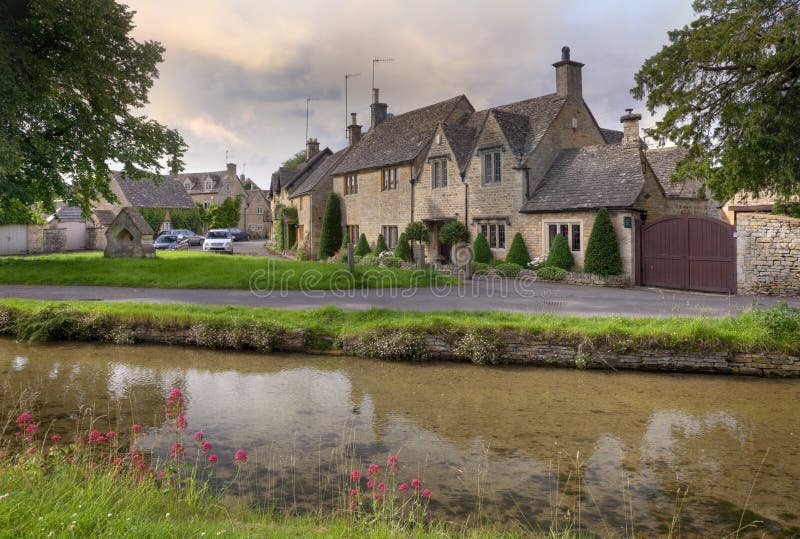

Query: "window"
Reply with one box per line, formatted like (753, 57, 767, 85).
(480, 223, 506, 248)
(204, 180, 212, 191)
(257, 207, 263, 214)
(203, 201, 210, 210)
(547, 223, 581, 252)
(431, 159, 447, 189)
(343, 225, 360, 244)
(248, 224, 255, 231)
(381, 168, 398, 191)
(257, 224, 263, 231)
(161, 221, 170, 232)
(183, 180, 191, 191)
(435, 133, 442, 145)
(381, 226, 398, 249)
(482, 150, 501, 184)
(344, 175, 358, 195)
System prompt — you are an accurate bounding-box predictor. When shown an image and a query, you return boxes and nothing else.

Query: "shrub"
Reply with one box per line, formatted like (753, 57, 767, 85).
(379, 256, 403, 268)
(373, 234, 388, 255)
(468, 261, 489, 275)
(584, 208, 622, 276)
(404, 221, 429, 243)
(354, 233, 371, 257)
(187, 320, 284, 353)
(318, 193, 343, 259)
(394, 233, 412, 261)
(505, 232, 530, 267)
(472, 233, 492, 264)
(438, 221, 470, 246)
(546, 234, 574, 270)
(351, 330, 430, 361)
(536, 266, 568, 281)
(274, 206, 298, 251)
(494, 262, 522, 277)
(359, 254, 380, 266)
(454, 330, 502, 365)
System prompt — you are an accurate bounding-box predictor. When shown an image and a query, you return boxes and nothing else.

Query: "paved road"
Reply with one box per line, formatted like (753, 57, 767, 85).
(1, 281, 796, 317)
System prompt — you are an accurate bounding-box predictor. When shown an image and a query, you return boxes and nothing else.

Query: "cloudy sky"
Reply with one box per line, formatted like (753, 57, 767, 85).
(126, 0, 696, 188)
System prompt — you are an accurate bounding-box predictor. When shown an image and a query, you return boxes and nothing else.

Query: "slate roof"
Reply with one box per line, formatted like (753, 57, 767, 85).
(172, 171, 228, 194)
(270, 149, 332, 195)
(645, 147, 704, 198)
(117, 206, 154, 236)
(333, 95, 471, 175)
(93, 210, 116, 226)
(492, 94, 567, 157)
(290, 147, 352, 199)
(521, 143, 646, 213)
(441, 114, 486, 172)
(601, 128, 624, 144)
(52, 206, 85, 223)
(111, 171, 196, 209)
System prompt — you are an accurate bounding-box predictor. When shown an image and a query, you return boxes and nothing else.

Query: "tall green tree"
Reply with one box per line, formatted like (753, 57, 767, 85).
(208, 196, 242, 229)
(584, 208, 622, 276)
(0, 0, 186, 214)
(281, 150, 307, 170)
(394, 232, 412, 261)
(318, 192, 342, 259)
(404, 221, 429, 260)
(632, 0, 800, 201)
(438, 221, 470, 246)
(472, 233, 492, 264)
(373, 234, 388, 254)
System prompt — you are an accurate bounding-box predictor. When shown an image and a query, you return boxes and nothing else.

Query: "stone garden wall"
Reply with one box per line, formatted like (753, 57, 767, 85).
(737, 214, 800, 296)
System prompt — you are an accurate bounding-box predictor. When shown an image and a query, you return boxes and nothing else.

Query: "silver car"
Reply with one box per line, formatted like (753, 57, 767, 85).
(202, 229, 234, 254)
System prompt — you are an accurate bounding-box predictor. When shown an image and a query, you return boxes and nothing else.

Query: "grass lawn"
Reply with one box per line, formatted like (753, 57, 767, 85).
(1, 299, 798, 355)
(0, 252, 457, 290)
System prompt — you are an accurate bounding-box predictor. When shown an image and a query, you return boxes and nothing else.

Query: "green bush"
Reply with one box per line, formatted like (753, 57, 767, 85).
(352, 330, 430, 361)
(394, 233, 412, 261)
(469, 261, 490, 275)
(505, 232, 530, 267)
(489, 258, 504, 267)
(584, 208, 622, 276)
(494, 262, 522, 277)
(318, 193, 343, 259)
(170, 208, 202, 234)
(274, 206, 298, 251)
(472, 233, 492, 264)
(546, 234, 574, 271)
(454, 330, 502, 365)
(354, 233, 371, 257)
(359, 254, 379, 266)
(438, 221, 470, 246)
(404, 221, 429, 243)
(536, 266, 568, 281)
(373, 234, 388, 255)
(139, 207, 167, 234)
(379, 256, 403, 268)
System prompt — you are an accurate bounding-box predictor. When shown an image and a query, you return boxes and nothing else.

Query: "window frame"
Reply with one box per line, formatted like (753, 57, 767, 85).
(431, 158, 448, 189)
(344, 175, 358, 195)
(381, 168, 398, 191)
(381, 225, 399, 249)
(481, 150, 502, 185)
(477, 222, 507, 249)
(544, 221, 583, 253)
(204, 180, 213, 192)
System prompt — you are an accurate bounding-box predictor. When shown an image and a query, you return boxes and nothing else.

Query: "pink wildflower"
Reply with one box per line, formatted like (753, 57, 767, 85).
(176, 415, 188, 430)
(201, 441, 212, 453)
(105, 431, 116, 440)
(399, 483, 409, 493)
(377, 482, 386, 491)
(350, 488, 358, 497)
(168, 388, 183, 399)
(15, 413, 34, 427)
(422, 489, 431, 498)
(208, 454, 219, 464)
(27, 447, 35, 455)
(411, 479, 422, 490)
(24, 423, 39, 434)
(367, 463, 380, 476)
(50, 435, 62, 443)
(24, 435, 32, 442)
(193, 431, 204, 442)
(349, 502, 356, 510)
(130, 423, 142, 434)
(158, 471, 166, 479)
(367, 479, 374, 489)
(170, 442, 185, 458)
(350, 469, 361, 482)
(234, 449, 248, 464)
(88, 430, 102, 443)
(96, 435, 106, 443)
(387, 455, 399, 473)
(374, 493, 381, 500)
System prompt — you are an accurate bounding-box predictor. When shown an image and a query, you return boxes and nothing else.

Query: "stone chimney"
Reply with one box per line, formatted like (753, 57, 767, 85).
(370, 88, 388, 128)
(226, 163, 237, 175)
(620, 109, 642, 147)
(348, 113, 362, 146)
(306, 138, 320, 161)
(552, 46, 584, 98)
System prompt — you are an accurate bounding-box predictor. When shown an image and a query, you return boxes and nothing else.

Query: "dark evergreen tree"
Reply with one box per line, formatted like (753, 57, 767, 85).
(354, 233, 371, 257)
(394, 233, 412, 261)
(472, 233, 492, 264)
(584, 208, 622, 275)
(504, 232, 530, 267)
(545, 234, 574, 271)
(373, 234, 388, 254)
(317, 192, 343, 259)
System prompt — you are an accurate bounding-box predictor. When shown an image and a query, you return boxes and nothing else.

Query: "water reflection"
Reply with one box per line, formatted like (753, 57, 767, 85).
(1, 339, 798, 536)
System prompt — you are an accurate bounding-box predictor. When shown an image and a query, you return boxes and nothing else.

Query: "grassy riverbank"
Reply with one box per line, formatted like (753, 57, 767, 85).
(0, 298, 798, 356)
(0, 252, 457, 290)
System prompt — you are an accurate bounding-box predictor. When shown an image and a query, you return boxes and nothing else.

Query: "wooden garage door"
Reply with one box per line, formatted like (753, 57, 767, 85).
(0, 225, 28, 256)
(640, 215, 736, 294)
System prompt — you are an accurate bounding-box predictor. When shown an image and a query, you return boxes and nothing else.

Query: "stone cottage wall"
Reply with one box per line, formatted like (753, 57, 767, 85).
(43, 227, 67, 253)
(737, 213, 800, 296)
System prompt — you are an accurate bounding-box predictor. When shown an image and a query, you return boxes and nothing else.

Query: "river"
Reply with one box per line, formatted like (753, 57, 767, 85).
(1, 339, 798, 536)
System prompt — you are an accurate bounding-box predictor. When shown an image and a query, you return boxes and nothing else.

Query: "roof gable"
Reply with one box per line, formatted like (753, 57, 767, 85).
(333, 95, 473, 175)
(290, 147, 352, 198)
(111, 171, 197, 209)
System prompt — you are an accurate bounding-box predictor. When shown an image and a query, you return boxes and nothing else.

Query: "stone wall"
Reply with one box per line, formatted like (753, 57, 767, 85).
(43, 228, 66, 253)
(26, 225, 44, 254)
(737, 213, 800, 296)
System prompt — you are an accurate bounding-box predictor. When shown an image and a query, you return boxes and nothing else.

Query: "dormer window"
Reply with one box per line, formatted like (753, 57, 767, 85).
(183, 180, 191, 191)
(204, 180, 213, 192)
(435, 133, 442, 145)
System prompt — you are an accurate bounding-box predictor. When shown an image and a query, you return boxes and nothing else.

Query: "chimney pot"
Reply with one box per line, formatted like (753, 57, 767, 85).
(305, 138, 320, 161)
(620, 110, 642, 147)
(226, 163, 236, 175)
(370, 88, 388, 128)
(348, 113, 362, 146)
(561, 46, 570, 61)
(553, 46, 584, 98)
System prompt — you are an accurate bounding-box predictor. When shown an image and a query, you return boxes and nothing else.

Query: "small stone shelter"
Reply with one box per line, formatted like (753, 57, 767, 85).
(104, 207, 155, 258)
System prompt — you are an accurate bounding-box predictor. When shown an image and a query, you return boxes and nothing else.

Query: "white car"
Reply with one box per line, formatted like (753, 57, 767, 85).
(202, 229, 234, 254)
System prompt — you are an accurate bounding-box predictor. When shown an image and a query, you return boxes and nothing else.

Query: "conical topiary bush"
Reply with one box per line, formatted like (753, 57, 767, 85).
(374, 233, 388, 255)
(545, 234, 574, 271)
(354, 233, 371, 257)
(504, 232, 530, 267)
(472, 233, 492, 264)
(584, 208, 622, 275)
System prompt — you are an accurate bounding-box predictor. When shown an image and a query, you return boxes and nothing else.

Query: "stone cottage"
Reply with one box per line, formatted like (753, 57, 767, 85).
(329, 47, 717, 277)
